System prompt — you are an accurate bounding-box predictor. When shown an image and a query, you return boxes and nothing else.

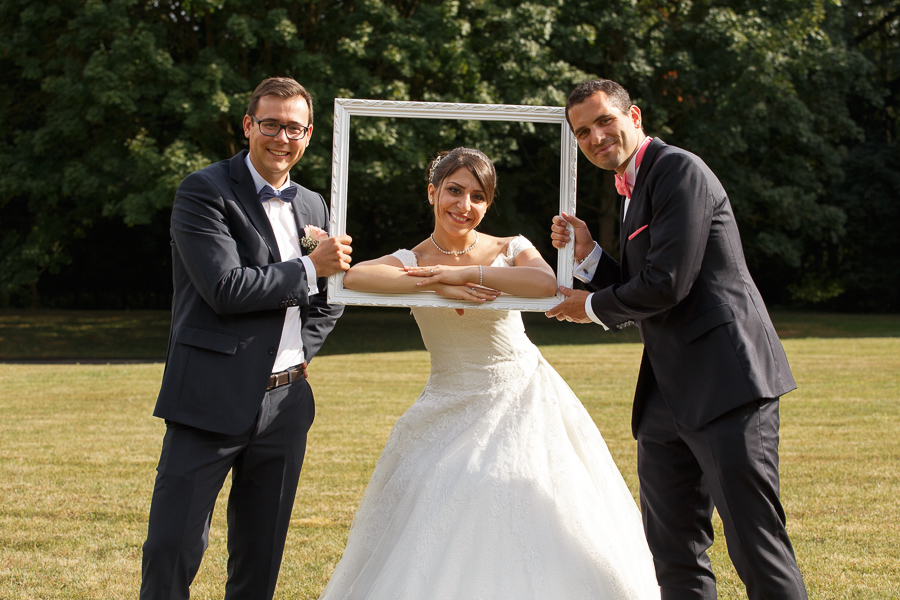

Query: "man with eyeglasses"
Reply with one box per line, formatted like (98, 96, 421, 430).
(141, 77, 352, 600)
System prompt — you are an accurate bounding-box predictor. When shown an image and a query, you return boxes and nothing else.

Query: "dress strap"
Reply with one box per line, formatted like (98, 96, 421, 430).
(505, 235, 535, 260)
(390, 249, 417, 268)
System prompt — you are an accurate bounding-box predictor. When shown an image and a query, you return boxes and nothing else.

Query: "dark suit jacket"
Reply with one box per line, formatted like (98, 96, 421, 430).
(585, 138, 795, 434)
(154, 151, 343, 435)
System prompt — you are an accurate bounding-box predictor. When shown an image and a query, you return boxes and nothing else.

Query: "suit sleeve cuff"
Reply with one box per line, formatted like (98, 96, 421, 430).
(300, 256, 318, 296)
(584, 293, 609, 330)
(573, 242, 603, 283)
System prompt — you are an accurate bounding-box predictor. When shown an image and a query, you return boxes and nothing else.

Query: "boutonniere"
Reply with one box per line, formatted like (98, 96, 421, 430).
(300, 225, 329, 253)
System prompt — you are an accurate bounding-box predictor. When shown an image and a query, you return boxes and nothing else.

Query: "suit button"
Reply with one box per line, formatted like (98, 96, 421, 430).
(268, 347, 276, 355)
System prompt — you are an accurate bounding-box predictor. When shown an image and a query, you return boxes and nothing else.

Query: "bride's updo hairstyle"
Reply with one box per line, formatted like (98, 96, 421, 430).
(427, 147, 498, 207)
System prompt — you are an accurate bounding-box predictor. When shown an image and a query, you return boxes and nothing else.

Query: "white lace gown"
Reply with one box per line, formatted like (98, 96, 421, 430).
(318, 237, 660, 600)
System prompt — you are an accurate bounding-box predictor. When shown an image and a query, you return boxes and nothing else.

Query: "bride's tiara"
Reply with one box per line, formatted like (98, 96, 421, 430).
(427, 148, 485, 183)
(427, 153, 449, 183)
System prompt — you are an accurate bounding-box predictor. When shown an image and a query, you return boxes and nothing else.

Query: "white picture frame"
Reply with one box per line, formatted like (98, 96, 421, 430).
(327, 98, 578, 312)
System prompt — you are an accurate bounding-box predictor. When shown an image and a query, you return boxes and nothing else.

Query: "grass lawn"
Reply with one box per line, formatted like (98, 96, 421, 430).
(3, 307, 900, 360)
(0, 310, 898, 598)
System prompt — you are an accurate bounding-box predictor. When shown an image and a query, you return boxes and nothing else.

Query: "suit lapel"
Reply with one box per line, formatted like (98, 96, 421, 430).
(229, 152, 281, 262)
(630, 137, 662, 205)
(289, 185, 312, 253)
(290, 185, 313, 323)
(620, 138, 664, 258)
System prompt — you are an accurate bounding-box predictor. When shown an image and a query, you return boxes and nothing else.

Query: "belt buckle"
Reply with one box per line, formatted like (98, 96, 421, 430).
(269, 365, 301, 391)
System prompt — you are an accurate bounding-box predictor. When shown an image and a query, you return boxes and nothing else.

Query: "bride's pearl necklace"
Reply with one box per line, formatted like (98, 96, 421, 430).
(431, 232, 479, 256)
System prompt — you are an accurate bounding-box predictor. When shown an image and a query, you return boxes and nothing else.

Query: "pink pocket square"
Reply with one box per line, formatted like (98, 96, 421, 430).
(628, 224, 649, 241)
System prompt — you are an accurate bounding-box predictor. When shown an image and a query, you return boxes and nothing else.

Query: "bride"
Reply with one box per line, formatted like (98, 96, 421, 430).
(319, 147, 660, 599)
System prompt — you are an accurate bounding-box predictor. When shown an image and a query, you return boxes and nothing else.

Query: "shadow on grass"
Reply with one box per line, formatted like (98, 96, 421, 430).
(320, 307, 900, 355)
(318, 306, 642, 356)
(0, 310, 171, 362)
(1, 307, 898, 362)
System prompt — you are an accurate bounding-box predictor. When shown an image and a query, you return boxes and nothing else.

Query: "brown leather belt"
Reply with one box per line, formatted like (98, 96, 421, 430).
(267, 365, 304, 390)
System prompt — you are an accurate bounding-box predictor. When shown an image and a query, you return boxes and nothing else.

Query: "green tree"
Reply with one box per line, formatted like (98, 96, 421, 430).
(0, 0, 225, 305)
(0, 0, 884, 309)
(0, 0, 590, 306)
(829, 0, 900, 311)
(554, 0, 868, 304)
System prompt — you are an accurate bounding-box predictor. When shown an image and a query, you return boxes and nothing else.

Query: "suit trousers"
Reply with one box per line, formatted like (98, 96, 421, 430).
(635, 376, 807, 600)
(140, 378, 315, 600)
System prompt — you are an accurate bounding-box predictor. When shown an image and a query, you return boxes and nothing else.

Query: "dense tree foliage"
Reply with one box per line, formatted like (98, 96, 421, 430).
(0, 0, 896, 310)
(829, 0, 900, 310)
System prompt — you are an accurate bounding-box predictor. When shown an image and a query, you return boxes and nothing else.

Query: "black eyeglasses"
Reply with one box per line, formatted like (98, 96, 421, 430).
(250, 116, 310, 140)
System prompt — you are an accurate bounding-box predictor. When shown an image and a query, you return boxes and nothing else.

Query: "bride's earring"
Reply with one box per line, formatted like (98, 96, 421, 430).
(428, 197, 434, 204)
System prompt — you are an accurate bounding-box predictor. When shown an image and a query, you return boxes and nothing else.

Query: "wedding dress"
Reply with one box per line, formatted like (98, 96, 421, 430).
(318, 237, 660, 600)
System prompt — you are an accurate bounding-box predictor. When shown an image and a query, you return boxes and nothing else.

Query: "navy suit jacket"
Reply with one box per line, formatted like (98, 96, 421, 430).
(585, 138, 795, 435)
(154, 151, 343, 435)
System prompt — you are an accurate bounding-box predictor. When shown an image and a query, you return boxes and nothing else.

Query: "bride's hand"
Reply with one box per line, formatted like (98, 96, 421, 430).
(432, 282, 499, 303)
(405, 265, 498, 302)
(404, 264, 477, 286)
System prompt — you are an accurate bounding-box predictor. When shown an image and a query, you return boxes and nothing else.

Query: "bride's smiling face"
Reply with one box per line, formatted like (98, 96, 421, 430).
(429, 168, 490, 237)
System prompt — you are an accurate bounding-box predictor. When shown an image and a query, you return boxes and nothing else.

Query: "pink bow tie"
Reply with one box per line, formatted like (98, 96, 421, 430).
(615, 174, 632, 198)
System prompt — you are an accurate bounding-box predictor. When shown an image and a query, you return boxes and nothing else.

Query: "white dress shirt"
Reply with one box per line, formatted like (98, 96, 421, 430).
(244, 155, 318, 373)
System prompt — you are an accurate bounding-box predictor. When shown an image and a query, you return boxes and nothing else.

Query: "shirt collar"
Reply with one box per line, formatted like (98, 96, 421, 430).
(244, 154, 292, 194)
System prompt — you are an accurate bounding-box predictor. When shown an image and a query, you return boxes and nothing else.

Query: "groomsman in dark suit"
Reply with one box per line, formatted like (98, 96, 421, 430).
(141, 77, 352, 600)
(548, 79, 807, 599)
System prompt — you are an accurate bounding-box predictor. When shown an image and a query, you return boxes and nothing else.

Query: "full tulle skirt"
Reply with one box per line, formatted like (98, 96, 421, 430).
(318, 342, 660, 600)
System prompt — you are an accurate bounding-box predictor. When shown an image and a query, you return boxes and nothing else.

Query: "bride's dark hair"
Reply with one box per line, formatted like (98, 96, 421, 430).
(427, 147, 497, 206)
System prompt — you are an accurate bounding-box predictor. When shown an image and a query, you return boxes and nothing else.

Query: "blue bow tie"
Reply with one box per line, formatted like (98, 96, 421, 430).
(259, 185, 297, 203)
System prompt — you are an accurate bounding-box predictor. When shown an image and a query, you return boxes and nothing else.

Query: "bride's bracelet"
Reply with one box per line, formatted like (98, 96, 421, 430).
(479, 265, 483, 286)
